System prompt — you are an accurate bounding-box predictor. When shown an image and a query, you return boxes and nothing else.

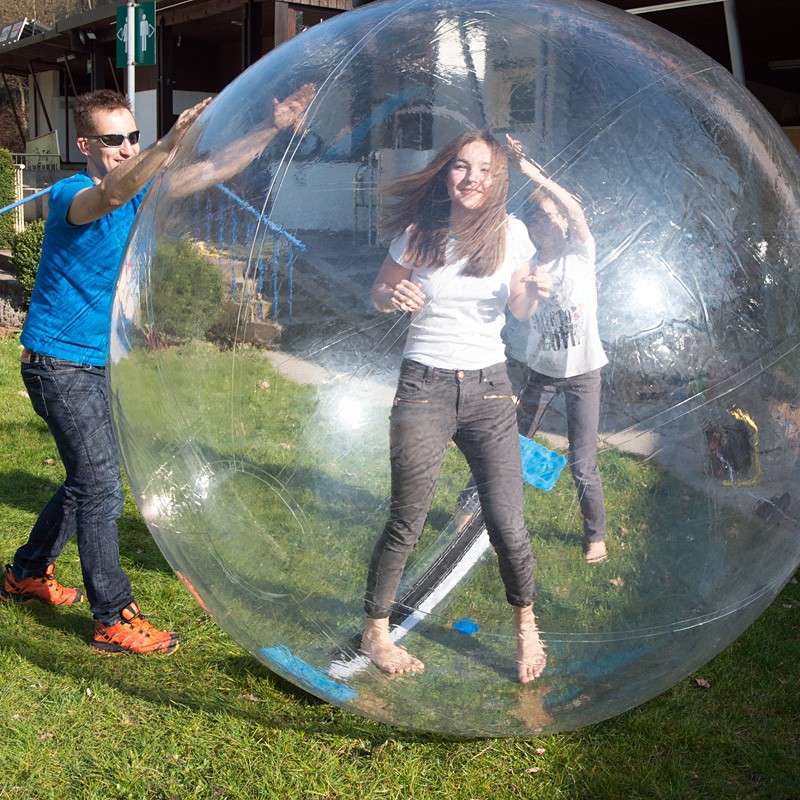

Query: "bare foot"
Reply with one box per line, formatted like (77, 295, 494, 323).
(361, 617, 425, 675)
(585, 540, 608, 564)
(514, 605, 547, 684)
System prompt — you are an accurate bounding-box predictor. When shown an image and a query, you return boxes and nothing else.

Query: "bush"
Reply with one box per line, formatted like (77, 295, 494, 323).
(0, 297, 25, 331)
(11, 218, 44, 307)
(0, 148, 15, 248)
(150, 236, 225, 340)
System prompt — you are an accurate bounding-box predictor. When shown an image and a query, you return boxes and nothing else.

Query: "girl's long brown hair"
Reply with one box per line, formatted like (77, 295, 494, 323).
(380, 131, 509, 278)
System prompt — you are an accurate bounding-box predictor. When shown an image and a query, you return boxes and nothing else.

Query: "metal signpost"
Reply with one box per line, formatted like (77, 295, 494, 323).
(116, 1, 156, 114)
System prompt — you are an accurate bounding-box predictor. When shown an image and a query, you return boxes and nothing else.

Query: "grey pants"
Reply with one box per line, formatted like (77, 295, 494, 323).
(516, 366, 606, 546)
(365, 359, 535, 619)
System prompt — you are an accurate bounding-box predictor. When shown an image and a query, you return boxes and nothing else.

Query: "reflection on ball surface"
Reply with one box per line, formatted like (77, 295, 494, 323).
(110, 0, 800, 735)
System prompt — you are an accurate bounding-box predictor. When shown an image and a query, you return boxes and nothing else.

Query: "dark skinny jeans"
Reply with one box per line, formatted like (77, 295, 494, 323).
(516, 366, 606, 546)
(15, 354, 133, 623)
(365, 359, 535, 619)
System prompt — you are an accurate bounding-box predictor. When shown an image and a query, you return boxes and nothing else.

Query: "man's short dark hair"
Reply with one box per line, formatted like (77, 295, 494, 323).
(73, 90, 132, 136)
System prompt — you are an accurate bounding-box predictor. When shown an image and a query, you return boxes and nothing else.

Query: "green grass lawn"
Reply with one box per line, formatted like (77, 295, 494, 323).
(1, 333, 798, 799)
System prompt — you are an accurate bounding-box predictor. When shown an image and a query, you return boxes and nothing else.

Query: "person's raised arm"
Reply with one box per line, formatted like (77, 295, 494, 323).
(67, 98, 212, 226)
(505, 134, 590, 244)
(371, 254, 425, 313)
(507, 259, 552, 321)
(164, 83, 317, 198)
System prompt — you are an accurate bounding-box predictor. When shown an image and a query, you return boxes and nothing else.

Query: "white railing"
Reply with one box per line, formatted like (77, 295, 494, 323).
(11, 164, 25, 233)
(11, 152, 61, 170)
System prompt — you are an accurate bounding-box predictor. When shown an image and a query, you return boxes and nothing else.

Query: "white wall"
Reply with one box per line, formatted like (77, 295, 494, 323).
(173, 90, 214, 115)
(272, 161, 358, 231)
(28, 72, 67, 160)
(134, 88, 157, 147)
(271, 150, 436, 233)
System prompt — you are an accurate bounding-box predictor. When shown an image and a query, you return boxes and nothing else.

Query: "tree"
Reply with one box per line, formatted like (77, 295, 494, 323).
(0, 0, 115, 148)
(0, 75, 26, 151)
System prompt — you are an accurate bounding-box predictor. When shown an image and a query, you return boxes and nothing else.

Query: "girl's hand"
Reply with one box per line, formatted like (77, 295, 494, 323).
(390, 279, 426, 312)
(273, 83, 316, 130)
(504, 134, 526, 167)
(505, 134, 548, 181)
(521, 268, 552, 300)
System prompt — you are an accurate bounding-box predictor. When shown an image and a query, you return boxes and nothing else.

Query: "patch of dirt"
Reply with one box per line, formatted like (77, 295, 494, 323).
(0, 326, 21, 340)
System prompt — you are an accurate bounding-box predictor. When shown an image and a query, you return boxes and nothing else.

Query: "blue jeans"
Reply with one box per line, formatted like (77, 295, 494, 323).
(15, 354, 133, 624)
(516, 367, 606, 546)
(365, 359, 535, 618)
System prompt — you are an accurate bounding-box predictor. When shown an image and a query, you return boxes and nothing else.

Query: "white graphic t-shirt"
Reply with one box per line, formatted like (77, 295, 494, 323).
(527, 234, 607, 378)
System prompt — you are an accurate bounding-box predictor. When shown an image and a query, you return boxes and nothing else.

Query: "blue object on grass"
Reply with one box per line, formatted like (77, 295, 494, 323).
(454, 617, 480, 635)
(261, 645, 357, 702)
(520, 435, 567, 491)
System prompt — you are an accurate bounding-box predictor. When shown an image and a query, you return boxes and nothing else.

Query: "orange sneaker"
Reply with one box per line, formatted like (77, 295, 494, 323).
(1, 563, 84, 606)
(90, 600, 180, 655)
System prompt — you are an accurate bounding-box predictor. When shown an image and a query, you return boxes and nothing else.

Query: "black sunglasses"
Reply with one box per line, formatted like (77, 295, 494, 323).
(85, 130, 141, 147)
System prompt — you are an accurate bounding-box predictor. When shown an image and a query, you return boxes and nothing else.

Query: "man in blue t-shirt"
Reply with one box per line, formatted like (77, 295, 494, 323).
(1, 90, 210, 654)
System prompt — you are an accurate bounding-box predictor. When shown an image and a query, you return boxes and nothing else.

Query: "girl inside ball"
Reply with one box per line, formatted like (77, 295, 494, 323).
(505, 135, 609, 565)
(362, 130, 552, 683)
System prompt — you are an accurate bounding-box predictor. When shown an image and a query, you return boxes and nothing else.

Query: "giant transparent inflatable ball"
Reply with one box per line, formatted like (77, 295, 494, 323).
(110, 0, 800, 735)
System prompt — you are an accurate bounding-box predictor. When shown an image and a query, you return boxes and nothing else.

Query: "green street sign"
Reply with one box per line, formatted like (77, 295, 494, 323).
(116, 3, 156, 68)
(115, 7, 126, 68)
(136, 2, 156, 66)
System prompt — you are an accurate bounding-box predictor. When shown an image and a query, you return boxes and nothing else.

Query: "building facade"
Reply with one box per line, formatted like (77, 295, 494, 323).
(0, 0, 797, 171)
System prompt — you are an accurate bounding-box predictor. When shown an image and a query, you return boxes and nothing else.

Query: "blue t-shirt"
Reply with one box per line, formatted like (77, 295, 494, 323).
(21, 172, 148, 366)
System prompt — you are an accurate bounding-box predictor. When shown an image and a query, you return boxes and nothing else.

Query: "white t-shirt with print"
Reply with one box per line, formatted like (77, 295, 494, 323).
(390, 217, 535, 370)
(526, 234, 608, 378)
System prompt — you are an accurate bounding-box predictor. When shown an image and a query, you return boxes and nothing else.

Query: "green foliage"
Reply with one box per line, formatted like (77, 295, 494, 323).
(151, 236, 225, 340)
(10, 217, 44, 307)
(0, 148, 16, 247)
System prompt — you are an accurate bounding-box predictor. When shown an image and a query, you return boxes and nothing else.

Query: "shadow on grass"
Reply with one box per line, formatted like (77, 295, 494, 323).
(3, 565, 798, 788)
(117, 512, 182, 575)
(0, 465, 182, 577)
(0, 468, 63, 516)
(0, 598, 436, 745)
